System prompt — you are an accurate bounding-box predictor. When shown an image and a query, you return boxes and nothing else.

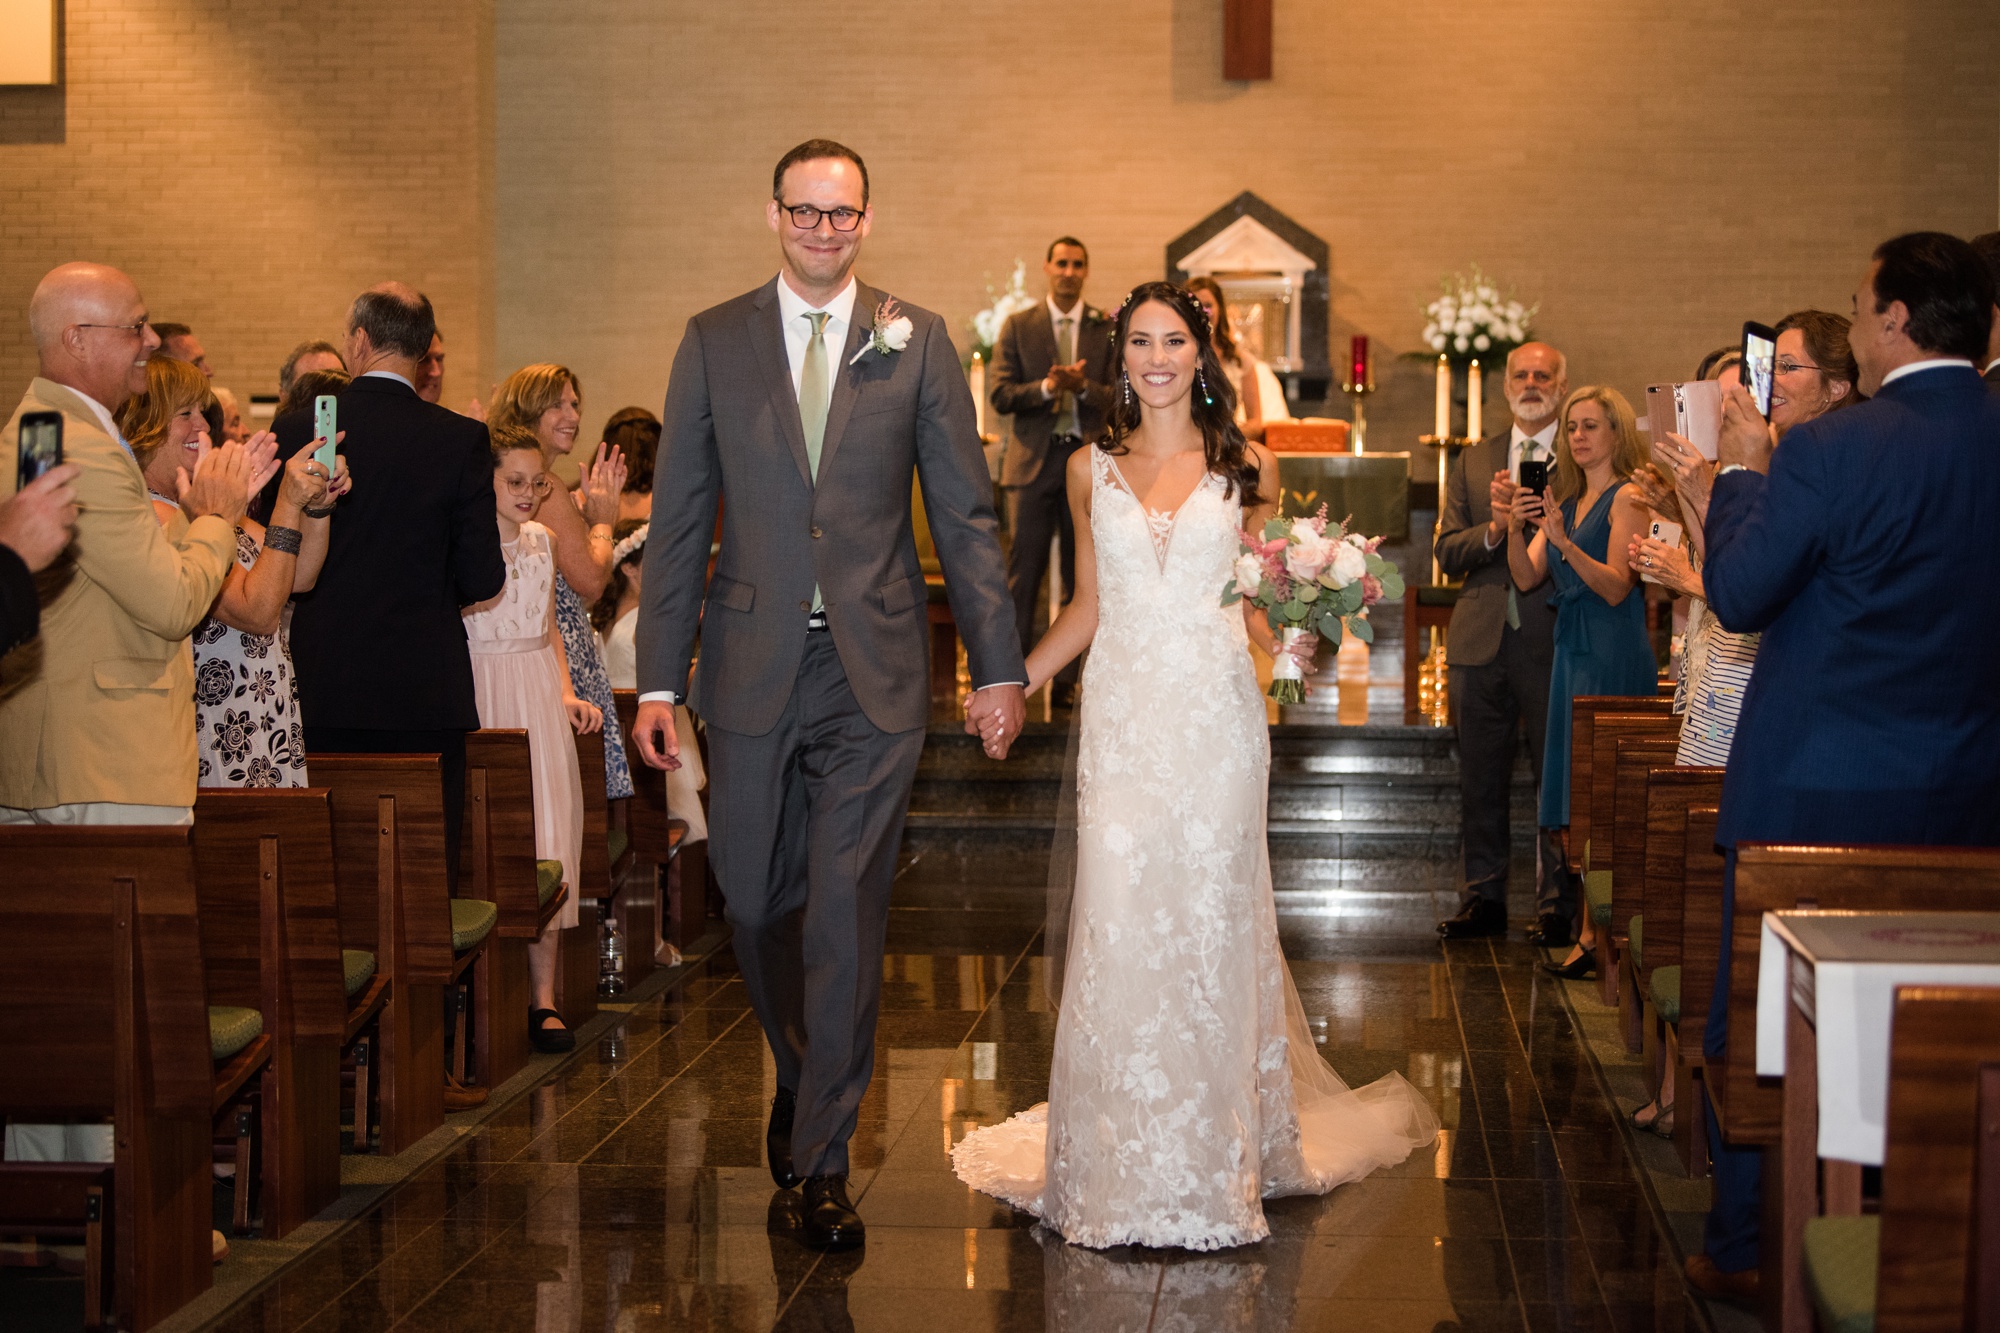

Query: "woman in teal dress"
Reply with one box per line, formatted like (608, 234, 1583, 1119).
(1509, 386, 1658, 976)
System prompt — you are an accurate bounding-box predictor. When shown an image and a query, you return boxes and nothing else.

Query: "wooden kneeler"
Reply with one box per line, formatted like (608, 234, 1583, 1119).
(191, 788, 347, 1237)
(0, 828, 214, 1331)
(309, 754, 458, 1155)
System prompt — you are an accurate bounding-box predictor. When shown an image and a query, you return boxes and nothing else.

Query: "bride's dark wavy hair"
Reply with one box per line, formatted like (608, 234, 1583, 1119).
(1100, 281, 1262, 505)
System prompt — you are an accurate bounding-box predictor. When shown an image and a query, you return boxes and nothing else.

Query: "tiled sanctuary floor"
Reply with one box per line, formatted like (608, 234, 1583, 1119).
(151, 861, 1708, 1333)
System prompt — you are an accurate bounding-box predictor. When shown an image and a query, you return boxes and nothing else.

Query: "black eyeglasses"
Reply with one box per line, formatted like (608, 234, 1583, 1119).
(1774, 358, 1823, 376)
(76, 320, 150, 336)
(779, 203, 864, 232)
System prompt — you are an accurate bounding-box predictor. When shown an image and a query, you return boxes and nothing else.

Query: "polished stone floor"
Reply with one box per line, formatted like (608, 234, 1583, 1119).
(177, 875, 1699, 1333)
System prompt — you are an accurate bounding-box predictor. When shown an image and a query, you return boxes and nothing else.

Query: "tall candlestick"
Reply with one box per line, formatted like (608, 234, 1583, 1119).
(1466, 359, 1482, 441)
(1350, 335, 1369, 387)
(970, 351, 987, 439)
(1434, 354, 1450, 439)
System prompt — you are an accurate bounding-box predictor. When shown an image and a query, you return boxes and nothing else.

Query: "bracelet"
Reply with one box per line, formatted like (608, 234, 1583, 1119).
(263, 525, 303, 555)
(302, 503, 336, 519)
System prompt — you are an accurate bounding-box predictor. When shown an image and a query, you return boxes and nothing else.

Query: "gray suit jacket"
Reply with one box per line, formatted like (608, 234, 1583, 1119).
(638, 277, 1025, 736)
(1434, 431, 1556, 669)
(989, 302, 1114, 488)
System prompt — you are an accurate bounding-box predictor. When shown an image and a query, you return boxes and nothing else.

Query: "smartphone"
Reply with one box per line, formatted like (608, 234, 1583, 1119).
(1640, 519, 1683, 586)
(1518, 459, 1549, 496)
(312, 395, 338, 474)
(1741, 321, 1778, 419)
(17, 412, 62, 487)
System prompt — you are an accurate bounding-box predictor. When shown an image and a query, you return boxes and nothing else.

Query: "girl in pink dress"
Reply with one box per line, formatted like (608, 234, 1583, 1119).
(463, 426, 603, 1052)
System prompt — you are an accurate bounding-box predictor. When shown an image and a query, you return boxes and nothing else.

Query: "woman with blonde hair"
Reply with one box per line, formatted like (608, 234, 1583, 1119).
(489, 363, 634, 802)
(120, 355, 343, 786)
(1508, 385, 1659, 979)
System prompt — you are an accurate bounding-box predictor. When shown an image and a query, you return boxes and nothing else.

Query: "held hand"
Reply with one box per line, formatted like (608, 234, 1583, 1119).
(632, 699, 682, 771)
(564, 696, 603, 735)
(180, 439, 253, 524)
(965, 683, 1028, 760)
(1510, 486, 1544, 533)
(1486, 469, 1516, 541)
(0, 463, 82, 572)
(1718, 383, 1776, 474)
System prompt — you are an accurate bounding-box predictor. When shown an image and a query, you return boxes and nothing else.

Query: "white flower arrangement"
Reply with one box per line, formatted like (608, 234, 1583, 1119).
(1420, 264, 1537, 364)
(967, 259, 1039, 362)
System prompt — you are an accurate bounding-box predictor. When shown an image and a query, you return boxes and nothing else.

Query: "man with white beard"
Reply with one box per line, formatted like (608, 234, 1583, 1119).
(1434, 342, 1572, 944)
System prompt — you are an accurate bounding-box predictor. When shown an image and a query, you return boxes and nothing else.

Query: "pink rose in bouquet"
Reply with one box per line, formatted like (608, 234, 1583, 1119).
(1220, 506, 1406, 704)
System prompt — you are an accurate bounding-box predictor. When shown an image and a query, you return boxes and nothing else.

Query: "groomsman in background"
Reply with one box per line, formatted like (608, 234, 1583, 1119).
(1434, 342, 1570, 942)
(989, 237, 1112, 702)
(1970, 230, 2000, 386)
(151, 321, 213, 378)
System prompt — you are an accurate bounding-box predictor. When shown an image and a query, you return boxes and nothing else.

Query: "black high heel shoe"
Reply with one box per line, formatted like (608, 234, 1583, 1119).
(1542, 949, 1596, 980)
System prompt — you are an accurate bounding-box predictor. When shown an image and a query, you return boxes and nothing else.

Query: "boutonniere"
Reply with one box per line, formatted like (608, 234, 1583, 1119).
(850, 298, 915, 365)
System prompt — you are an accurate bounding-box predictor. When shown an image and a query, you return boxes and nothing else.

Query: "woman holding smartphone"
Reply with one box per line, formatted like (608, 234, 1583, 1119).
(1508, 385, 1659, 980)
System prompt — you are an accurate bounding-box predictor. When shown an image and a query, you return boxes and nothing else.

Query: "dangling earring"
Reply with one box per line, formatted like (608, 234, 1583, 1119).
(1123, 372, 1135, 408)
(1198, 366, 1214, 408)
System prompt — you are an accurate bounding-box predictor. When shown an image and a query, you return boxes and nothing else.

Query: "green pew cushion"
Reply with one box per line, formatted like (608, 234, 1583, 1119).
(342, 948, 377, 998)
(606, 828, 629, 867)
(1803, 1215, 1878, 1333)
(209, 1005, 264, 1062)
(536, 860, 563, 907)
(451, 897, 498, 953)
(1648, 965, 1682, 1025)
(1628, 914, 1644, 973)
(1584, 870, 1614, 926)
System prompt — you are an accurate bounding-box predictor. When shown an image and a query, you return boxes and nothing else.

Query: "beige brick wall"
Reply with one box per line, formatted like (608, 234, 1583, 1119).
(0, 0, 494, 414)
(495, 0, 2000, 470)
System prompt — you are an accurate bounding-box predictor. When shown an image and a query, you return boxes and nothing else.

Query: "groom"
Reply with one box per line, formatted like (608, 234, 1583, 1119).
(631, 139, 1027, 1249)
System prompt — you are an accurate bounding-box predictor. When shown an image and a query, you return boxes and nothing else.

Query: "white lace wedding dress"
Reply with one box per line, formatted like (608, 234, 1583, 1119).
(951, 448, 1439, 1250)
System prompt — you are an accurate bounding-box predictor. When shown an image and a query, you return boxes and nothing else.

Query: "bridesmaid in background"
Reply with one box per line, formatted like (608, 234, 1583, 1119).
(1508, 385, 1658, 979)
(464, 425, 602, 1053)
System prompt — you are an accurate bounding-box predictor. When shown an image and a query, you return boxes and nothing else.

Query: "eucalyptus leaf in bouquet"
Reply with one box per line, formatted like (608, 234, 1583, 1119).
(1221, 506, 1405, 704)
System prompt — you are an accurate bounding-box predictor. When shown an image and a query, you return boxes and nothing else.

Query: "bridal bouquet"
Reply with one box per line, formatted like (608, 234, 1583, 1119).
(1222, 507, 1405, 704)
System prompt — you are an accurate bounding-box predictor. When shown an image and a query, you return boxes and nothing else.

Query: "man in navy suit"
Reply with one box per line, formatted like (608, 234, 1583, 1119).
(1688, 232, 2000, 1300)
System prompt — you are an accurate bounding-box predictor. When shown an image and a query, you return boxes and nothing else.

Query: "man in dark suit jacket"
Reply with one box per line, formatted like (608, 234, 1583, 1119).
(271, 283, 505, 897)
(1970, 229, 2000, 387)
(1688, 232, 2000, 1299)
(988, 238, 1113, 696)
(1434, 343, 1568, 942)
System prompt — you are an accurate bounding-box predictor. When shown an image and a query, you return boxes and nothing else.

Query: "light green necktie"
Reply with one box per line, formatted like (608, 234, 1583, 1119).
(1054, 314, 1078, 437)
(1505, 439, 1538, 631)
(800, 310, 831, 611)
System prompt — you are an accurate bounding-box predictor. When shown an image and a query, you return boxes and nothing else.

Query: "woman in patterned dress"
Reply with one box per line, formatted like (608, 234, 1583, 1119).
(119, 356, 344, 787)
(489, 365, 635, 803)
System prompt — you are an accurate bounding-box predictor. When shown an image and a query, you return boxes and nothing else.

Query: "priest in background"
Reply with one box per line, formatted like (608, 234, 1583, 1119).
(989, 237, 1112, 706)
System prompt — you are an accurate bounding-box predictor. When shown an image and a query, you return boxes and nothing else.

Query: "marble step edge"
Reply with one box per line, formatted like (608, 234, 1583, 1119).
(900, 812, 1529, 838)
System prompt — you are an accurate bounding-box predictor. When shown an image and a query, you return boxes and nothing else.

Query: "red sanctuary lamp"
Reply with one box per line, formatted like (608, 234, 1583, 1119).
(1340, 334, 1375, 454)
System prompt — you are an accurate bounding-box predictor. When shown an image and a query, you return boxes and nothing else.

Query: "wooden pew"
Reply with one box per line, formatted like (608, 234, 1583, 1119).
(309, 754, 457, 1154)
(1579, 710, 1679, 1003)
(613, 689, 699, 960)
(460, 731, 537, 1089)
(1565, 693, 1676, 875)
(1711, 844, 2000, 1155)
(563, 729, 605, 1026)
(1610, 734, 1679, 1039)
(1675, 805, 1724, 1176)
(0, 828, 214, 1331)
(1634, 771, 1726, 1176)
(190, 789, 347, 1238)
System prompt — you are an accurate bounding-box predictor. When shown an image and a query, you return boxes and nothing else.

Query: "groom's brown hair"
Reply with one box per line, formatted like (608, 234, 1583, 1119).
(772, 138, 869, 206)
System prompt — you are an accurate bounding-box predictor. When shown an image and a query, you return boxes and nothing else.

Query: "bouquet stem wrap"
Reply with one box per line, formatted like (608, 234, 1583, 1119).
(1270, 627, 1312, 705)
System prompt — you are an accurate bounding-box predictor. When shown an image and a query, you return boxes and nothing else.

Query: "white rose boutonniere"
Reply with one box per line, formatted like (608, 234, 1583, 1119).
(851, 297, 915, 365)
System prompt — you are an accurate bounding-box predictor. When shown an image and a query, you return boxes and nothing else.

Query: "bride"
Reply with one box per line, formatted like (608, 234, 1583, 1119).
(952, 282, 1438, 1251)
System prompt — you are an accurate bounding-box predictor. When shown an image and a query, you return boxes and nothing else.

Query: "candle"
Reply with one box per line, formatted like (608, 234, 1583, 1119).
(1434, 355, 1449, 439)
(1466, 358, 1482, 440)
(1350, 335, 1369, 388)
(970, 351, 986, 439)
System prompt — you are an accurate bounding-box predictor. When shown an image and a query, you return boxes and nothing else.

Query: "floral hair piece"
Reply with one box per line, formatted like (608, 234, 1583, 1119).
(611, 523, 648, 567)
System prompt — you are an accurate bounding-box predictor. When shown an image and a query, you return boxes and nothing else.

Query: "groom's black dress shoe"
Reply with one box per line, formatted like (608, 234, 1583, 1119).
(802, 1174, 865, 1250)
(767, 1088, 800, 1190)
(1436, 897, 1507, 940)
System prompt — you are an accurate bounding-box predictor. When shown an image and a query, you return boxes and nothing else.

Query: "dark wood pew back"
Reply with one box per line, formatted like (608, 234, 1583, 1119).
(1567, 695, 1675, 858)
(1585, 712, 1679, 877)
(1716, 843, 2000, 1145)
(614, 688, 694, 957)
(1611, 735, 1679, 940)
(462, 730, 543, 940)
(1679, 806, 1725, 1060)
(566, 728, 604, 1023)
(0, 828, 214, 1330)
(190, 788, 347, 1234)
(1640, 768, 1727, 987)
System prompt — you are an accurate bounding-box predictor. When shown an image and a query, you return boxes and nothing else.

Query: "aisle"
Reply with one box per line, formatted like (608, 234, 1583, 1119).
(180, 876, 1697, 1333)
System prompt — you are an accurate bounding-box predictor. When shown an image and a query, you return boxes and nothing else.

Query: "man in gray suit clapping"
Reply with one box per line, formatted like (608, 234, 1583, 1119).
(632, 139, 1027, 1250)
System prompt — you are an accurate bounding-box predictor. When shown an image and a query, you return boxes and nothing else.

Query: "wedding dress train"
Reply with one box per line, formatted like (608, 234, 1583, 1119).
(951, 447, 1438, 1250)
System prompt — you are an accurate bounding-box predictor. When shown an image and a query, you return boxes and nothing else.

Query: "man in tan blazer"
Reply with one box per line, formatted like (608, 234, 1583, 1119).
(0, 262, 261, 826)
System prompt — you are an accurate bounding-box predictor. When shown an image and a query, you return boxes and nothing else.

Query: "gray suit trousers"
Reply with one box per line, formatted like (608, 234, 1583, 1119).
(703, 633, 926, 1178)
(1451, 621, 1567, 918)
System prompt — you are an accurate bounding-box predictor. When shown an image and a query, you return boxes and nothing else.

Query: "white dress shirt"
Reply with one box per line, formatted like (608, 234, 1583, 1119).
(68, 387, 123, 450)
(1042, 295, 1085, 402)
(1484, 419, 1559, 549)
(360, 369, 415, 390)
(1881, 357, 1975, 387)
